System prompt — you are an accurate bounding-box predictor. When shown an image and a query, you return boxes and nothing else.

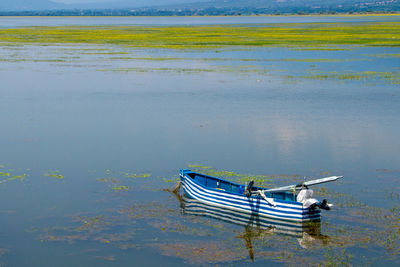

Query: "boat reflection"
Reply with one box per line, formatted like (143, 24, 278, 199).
(174, 192, 329, 261)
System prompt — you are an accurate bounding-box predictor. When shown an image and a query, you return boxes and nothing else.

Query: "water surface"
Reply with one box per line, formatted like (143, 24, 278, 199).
(0, 16, 399, 266)
(1, 14, 400, 28)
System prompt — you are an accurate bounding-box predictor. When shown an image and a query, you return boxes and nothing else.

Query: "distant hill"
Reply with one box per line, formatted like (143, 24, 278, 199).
(162, 0, 400, 13)
(0, 0, 211, 11)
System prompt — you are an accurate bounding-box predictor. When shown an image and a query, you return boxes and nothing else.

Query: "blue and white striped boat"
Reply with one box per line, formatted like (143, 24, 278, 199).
(179, 169, 342, 223)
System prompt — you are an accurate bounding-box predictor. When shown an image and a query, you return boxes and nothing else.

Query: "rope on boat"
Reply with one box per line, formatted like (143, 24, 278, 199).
(172, 181, 182, 193)
(258, 190, 276, 207)
(163, 181, 182, 193)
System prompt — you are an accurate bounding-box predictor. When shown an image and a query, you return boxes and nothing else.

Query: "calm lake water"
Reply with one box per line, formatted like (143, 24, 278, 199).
(0, 16, 399, 266)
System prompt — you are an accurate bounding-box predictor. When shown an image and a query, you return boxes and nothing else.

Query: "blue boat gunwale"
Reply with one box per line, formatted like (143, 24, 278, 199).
(180, 169, 302, 206)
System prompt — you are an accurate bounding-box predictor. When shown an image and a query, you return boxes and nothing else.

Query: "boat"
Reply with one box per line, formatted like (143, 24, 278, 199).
(179, 169, 342, 223)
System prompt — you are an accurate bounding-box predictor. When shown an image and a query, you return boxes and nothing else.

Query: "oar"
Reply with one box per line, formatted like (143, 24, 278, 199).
(259, 176, 343, 194)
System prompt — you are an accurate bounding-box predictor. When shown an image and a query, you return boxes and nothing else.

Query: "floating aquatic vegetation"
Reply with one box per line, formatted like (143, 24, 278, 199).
(280, 58, 345, 63)
(376, 168, 397, 173)
(162, 177, 178, 183)
(365, 53, 400, 58)
(40, 225, 90, 244)
(0, 168, 28, 184)
(123, 172, 151, 179)
(7, 174, 27, 181)
(98, 67, 217, 73)
(94, 230, 137, 244)
(295, 70, 400, 85)
(118, 202, 174, 220)
(37, 204, 152, 249)
(150, 241, 248, 265)
(95, 255, 116, 262)
(117, 243, 137, 250)
(1, 22, 399, 49)
(96, 178, 119, 183)
(75, 216, 109, 232)
(44, 170, 64, 180)
(111, 185, 130, 191)
(149, 220, 213, 237)
(83, 51, 128, 55)
(40, 214, 137, 247)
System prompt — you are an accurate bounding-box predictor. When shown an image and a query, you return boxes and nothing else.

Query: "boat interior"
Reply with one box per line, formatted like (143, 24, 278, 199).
(186, 171, 296, 202)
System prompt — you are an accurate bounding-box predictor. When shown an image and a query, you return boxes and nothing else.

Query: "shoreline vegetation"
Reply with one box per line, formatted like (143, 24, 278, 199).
(0, 21, 400, 49)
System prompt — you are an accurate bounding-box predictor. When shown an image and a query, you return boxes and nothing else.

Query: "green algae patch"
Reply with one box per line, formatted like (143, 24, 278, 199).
(162, 177, 178, 183)
(99, 67, 217, 73)
(123, 172, 151, 179)
(8, 174, 27, 181)
(151, 241, 248, 265)
(96, 177, 120, 183)
(95, 255, 116, 262)
(0, 174, 27, 184)
(288, 70, 400, 85)
(111, 185, 130, 191)
(44, 170, 64, 180)
(366, 53, 400, 58)
(1, 22, 400, 50)
(280, 58, 345, 63)
(76, 216, 108, 232)
(0, 166, 29, 184)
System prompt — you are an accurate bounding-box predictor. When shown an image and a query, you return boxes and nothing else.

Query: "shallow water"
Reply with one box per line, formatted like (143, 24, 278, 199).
(0, 17, 400, 266)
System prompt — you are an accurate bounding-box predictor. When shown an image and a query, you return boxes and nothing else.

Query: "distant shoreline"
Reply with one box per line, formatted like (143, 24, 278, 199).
(1, 11, 400, 17)
(1, 13, 400, 17)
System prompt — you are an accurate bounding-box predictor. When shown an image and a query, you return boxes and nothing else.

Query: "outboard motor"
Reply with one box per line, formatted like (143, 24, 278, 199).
(317, 199, 331, 210)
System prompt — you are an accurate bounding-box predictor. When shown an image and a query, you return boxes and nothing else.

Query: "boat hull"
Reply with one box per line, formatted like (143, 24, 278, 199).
(180, 170, 321, 222)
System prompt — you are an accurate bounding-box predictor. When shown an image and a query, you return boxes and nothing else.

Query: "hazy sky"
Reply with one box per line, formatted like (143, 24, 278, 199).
(52, 0, 206, 3)
(53, 0, 112, 3)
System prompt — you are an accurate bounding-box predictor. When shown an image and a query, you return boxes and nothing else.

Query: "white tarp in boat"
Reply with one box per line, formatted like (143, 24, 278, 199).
(296, 189, 318, 208)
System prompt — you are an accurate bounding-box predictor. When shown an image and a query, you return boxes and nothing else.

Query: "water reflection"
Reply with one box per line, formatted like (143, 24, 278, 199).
(174, 192, 329, 261)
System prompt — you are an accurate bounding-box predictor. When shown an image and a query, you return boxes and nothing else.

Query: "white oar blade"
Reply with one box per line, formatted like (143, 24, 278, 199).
(303, 176, 343, 187)
(262, 175, 343, 193)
